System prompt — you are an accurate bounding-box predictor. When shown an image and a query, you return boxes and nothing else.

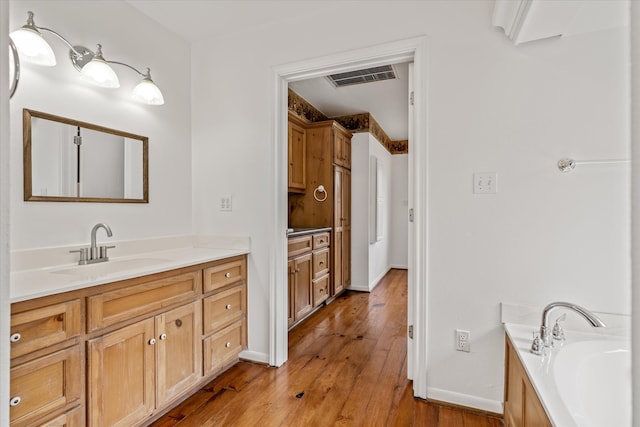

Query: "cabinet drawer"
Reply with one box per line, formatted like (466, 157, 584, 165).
(203, 284, 246, 335)
(10, 345, 82, 427)
(10, 300, 81, 359)
(203, 257, 246, 293)
(313, 275, 330, 307)
(312, 232, 330, 249)
(288, 235, 312, 257)
(203, 321, 245, 376)
(87, 271, 201, 332)
(38, 406, 83, 427)
(312, 248, 330, 278)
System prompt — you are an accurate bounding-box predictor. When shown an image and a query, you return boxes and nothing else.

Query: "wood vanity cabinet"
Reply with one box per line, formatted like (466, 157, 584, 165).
(504, 335, 551, 427)
(10, 254, 248, 427)
(288, 114, 307, 193)
(333, 165, 351, 294)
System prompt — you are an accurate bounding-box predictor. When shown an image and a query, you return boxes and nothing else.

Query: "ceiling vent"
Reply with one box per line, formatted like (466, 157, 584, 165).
(327, 65, 397, 88)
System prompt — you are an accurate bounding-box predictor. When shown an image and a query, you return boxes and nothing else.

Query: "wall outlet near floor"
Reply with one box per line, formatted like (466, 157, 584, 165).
(220, 195, 232, 212)
(455, 329, 470, 352)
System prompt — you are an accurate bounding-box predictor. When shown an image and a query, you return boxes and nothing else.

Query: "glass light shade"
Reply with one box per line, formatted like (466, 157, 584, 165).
(81, 58, 119, 88)
(9, 28, 56, 66)
(132, 79, 164, 105)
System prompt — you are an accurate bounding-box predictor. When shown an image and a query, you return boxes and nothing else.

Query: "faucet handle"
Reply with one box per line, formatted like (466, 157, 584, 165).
(99, 245, 116, 260)
(552, 314, 566, 342)
(70, 248, 89, 264)
(530, 331, 544, 355)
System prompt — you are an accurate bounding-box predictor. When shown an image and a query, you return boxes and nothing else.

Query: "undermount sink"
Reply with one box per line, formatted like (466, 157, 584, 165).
(53, 258, 170, 277)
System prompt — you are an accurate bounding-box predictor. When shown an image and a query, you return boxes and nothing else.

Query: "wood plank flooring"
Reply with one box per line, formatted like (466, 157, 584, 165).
(152, 269, 503, 427)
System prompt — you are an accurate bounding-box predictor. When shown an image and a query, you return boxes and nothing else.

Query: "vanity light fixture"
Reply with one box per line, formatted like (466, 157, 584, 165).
(9, 11, 164, 105)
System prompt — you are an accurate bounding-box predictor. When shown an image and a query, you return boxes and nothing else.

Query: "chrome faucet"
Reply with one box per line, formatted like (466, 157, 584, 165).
(70, 223, 115, 265)
(531, 301, 605, 355)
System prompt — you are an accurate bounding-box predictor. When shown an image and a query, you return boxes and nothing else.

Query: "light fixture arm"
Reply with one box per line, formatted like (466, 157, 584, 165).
(36, 26, 85, 58)
(9, 38, 20, 99)
(106, 60, 148, 78)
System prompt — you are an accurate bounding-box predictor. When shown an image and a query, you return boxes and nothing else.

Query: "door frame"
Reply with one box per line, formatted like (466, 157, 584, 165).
(270, 36, 430, 398)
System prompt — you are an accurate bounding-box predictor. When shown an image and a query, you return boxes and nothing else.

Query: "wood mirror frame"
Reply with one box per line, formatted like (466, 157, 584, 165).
(23, 109, 149, 203)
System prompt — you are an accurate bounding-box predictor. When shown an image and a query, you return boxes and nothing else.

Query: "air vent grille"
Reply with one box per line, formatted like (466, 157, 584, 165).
(327, 65, 397, 87)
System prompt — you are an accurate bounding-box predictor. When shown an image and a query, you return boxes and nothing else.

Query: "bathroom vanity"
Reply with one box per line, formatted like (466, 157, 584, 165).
(9, 243, 249, 427)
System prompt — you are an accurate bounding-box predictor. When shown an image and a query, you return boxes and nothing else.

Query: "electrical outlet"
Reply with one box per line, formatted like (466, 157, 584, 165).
(455, 329, 470, 352)
(473, 172, 497, 194)
(220, 196, 232, 212)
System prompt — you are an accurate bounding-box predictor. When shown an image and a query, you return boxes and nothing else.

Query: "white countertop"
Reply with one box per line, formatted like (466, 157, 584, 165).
(11, 236, 250, 303)
(504, 322, 630, 427)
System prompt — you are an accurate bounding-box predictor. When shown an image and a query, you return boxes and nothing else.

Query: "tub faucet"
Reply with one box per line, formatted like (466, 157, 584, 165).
(531, 301, 605, 355)
(70, 223, 115, 265)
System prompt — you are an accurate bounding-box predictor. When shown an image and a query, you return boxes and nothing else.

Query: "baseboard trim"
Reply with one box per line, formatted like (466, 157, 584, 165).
(347, 283, 370, 292)
(239, 350, 269, 365)
(426, 387, 503, 416)
(389, 264, 408, 270)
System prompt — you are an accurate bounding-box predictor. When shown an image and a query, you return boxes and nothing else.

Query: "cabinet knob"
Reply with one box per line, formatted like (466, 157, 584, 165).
(9, 333, 21, 343)
(225, 272, 231, 278)
(225, 304, 232, 310)
(9, 396, 21, 407)
(225, 342, 231, 348)
(149, 338, 156, 345)
(319, 261, 324, 265)
(159, 333, 167, 340)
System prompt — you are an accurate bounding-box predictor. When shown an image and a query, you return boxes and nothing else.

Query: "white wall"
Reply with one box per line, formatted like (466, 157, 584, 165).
(350, 133, 408, 292)
(9, 0, 192, 250)
(191, 1, 629, 411)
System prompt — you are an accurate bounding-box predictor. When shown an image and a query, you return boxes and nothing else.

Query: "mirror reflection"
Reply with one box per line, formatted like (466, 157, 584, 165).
(24, 109, 148, 203)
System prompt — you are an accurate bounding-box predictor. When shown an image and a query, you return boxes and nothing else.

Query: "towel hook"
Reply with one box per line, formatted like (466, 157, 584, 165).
(313, 185, 327, 202)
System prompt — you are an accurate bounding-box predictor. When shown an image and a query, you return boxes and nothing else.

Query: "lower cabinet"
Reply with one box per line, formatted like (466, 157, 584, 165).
(10, 254, 248, 427)
(288, 231, 331, 328)
(504, 335, 551, 427)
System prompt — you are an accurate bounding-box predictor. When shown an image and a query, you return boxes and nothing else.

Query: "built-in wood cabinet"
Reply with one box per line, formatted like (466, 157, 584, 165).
(10, 254, 248, 427)
(288, 231, 331, 328)
(288, 117, 352, 300)
(504, 335, 551, 427)
(288, 115, 307, 193)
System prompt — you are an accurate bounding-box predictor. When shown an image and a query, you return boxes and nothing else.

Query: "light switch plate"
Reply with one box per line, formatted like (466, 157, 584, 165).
(473, 173, 497, 194)
(220, 196, 232, 211)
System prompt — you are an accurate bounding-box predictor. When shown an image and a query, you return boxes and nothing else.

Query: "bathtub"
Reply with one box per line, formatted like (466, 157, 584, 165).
(504, 323, 631, 427)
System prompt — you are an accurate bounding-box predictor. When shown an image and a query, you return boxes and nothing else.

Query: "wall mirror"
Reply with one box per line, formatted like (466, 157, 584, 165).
(23, 109, 148, 203)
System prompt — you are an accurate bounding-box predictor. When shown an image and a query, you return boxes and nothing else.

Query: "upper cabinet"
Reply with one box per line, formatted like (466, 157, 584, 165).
(333, 128, 351, 170)
(288, 114, 307, 193)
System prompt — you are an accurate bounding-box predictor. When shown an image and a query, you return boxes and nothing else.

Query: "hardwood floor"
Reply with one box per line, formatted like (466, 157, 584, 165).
(152, 269, 503, 426)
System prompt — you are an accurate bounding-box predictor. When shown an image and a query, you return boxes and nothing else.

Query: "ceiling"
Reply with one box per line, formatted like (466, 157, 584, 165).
(126, 0, 629, 143)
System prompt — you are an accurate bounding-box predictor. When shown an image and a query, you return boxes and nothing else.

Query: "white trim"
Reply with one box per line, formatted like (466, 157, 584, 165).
(427, 387, 503, 415)
(369, 266, 392, 291)
(270, 36, 430, 398)
(0, 2, 11, 425)
(347, 284, 371, 293)
(239, 350, 269, 365)
(389, 264, 408, 270)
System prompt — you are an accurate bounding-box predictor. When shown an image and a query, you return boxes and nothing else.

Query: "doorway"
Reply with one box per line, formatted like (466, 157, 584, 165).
(271, 36, 430, 398)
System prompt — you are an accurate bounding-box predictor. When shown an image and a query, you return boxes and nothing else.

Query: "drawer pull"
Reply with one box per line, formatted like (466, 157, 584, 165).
(319, 261, 324, 265)
(225, 342, 231, 348)
(9, 396, 21, 407)
(9, 333, 21, 343)
(225, 304, 232, 310)
(159, 333, 167, 340)
(225, 272, 231, 278)
(149, 338, 156, 345)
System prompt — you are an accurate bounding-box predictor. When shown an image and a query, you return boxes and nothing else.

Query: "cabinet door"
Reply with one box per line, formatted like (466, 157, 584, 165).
(293, 253, 313, 320)
(288, 121, 306, 192)
(342, 169, 351, 286)
(288, 260, 295, 326)
(156, 302, 203, 406)
(333, 166, 345, 294)
(88, 318, 155, 427)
